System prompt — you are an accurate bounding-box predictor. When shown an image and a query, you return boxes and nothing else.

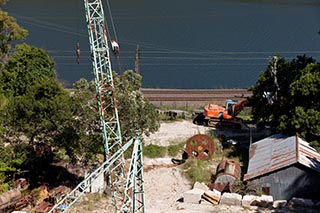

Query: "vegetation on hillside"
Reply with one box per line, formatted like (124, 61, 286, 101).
(0, 1, 159, 191)
(249, 55, 320, 150)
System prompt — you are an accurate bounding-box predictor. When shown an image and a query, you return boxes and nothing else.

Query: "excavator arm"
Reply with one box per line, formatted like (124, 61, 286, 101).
(233, 99, 248, 117)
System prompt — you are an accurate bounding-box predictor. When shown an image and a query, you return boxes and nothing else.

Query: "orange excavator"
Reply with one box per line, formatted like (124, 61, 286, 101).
(193, 99, 248, 128)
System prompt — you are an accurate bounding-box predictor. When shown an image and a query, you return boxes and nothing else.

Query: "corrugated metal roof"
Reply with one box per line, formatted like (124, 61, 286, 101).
(298, 138, 320, 173)
(244, 134, 320, 181)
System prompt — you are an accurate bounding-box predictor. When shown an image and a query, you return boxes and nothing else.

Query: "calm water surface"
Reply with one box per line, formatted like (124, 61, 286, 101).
(5, 0, 320, 88)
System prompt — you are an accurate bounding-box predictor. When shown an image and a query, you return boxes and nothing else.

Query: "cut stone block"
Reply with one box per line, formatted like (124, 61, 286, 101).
(183, 188, 205, 204)
(91, 172, 105, 194)
(242, 195, 260, 207)
(193, 181, 209, 191)
(219, 192, 242, 206)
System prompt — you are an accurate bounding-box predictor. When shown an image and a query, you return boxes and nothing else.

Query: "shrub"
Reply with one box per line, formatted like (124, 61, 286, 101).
(181, 159, 212, 184)
(167, 142, 185, 157)
(143, 144, 166, 158)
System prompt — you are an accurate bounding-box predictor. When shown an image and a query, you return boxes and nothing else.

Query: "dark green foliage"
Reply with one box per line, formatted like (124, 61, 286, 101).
(1, 44, 56, 97)
(0, 142, 29, 192)
(66, 78, 105, 163)
(0, 44, 74, 189)
(1, 44, 72, 144)
(249, 55, 320, 149)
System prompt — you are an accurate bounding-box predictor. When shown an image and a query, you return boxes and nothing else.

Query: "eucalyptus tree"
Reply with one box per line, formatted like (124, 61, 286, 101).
(70, 70, 160, 162)
(113, 70, 160, 141)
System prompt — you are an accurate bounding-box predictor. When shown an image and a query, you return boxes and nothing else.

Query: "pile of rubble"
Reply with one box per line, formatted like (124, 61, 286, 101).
(181, 182, 320, 211)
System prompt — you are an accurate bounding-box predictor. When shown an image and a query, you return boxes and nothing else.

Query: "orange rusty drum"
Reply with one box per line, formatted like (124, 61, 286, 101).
(185, 134, 215, 160)
(216, 159, 241, 179)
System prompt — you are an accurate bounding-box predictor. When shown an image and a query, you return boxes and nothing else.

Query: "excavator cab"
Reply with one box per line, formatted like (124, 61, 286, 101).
(225, 100, 238, 116)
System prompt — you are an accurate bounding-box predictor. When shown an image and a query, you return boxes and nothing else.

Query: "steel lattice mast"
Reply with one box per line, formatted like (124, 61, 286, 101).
(121, 136, 145, 213)
(48, 138, 135, 213)
(48, 0, 145, 212)
(83, 0, 125, 211)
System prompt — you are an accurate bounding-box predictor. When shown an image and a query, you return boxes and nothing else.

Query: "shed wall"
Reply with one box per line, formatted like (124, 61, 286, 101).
(249, 164, 320, 200)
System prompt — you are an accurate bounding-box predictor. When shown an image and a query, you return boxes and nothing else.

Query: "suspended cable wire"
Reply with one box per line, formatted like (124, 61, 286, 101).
(105, 0, 118, 41)
(103, 0, 124, 74)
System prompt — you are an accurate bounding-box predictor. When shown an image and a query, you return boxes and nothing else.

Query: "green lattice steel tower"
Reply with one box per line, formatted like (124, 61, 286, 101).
(83, 0, 125, 211)
(48, 1, 145, 212)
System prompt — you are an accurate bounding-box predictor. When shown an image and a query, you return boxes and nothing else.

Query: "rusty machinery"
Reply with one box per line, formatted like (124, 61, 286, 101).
(185, 134, 215, 160)
(210, 159, 241, 192)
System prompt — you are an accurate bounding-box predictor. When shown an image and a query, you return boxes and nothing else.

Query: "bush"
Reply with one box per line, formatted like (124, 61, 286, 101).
(181, 159, 212, 184)
(167, 142, 185, 157)
(143, 144, 166, 158)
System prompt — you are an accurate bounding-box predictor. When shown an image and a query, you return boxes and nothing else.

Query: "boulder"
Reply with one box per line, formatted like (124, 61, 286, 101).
(219, 192, 242, 206)
(289, 197, 316, 207)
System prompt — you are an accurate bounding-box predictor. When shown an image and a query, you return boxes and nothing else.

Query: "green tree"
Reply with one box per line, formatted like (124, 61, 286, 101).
(70, 70, 160, 159)
(0, 0, 27, 141)
(282, 64, 320, 139)
(0, 93, 8, 134)
(113, 70, 160, 140)
(60, 78, 104, 163)
(0, 142, 29, 192)
(0, 43, 56, 97)
(0, 0, 28, 69)
(0, 44, 74, 181)
(249, 55, 320, 148)
(1, 44, 71, 144)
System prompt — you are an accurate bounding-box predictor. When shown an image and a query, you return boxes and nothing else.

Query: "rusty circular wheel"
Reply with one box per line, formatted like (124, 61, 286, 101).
(185, 134, 215, 160)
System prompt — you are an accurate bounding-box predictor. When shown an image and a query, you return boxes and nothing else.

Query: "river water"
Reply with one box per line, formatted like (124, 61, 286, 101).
(5, 0, 320, 88)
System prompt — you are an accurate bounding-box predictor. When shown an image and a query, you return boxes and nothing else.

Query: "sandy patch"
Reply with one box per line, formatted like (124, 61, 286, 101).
(143, 120, 208, 146)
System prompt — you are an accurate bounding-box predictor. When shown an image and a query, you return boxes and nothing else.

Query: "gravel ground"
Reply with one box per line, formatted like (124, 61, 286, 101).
(69, 121, 275, 213)
(143, 120, 208, 146)
(142, 121, 271, 213)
